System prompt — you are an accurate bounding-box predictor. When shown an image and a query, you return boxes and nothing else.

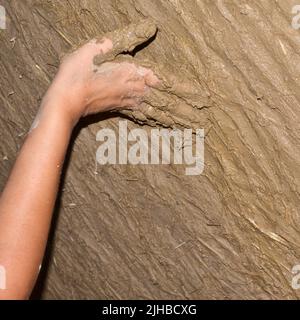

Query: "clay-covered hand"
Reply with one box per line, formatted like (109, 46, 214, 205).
(43, 20, 159, 125)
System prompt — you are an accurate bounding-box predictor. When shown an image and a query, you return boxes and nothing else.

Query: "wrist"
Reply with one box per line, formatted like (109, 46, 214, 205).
(42, 84, 84, 128)
(40, 93, 79, 130)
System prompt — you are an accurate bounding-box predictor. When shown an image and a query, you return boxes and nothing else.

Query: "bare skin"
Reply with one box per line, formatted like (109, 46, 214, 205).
(0, 38, 158, 300)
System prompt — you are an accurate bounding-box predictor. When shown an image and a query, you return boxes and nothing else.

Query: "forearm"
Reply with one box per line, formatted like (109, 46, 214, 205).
(0, 98, 74, 299)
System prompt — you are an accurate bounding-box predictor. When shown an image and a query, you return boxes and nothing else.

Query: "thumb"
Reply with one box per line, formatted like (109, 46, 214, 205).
(94, 19, 158, 65)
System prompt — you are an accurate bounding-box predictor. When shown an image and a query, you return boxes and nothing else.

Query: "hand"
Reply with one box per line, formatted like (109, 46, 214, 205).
(42, 37, 159, 125)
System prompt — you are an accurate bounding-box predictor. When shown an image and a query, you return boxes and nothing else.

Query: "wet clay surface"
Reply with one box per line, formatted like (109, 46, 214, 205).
(1, 0, 300, 299)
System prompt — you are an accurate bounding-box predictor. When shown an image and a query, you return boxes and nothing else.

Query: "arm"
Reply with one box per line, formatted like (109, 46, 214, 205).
(0, 37, 158, 299)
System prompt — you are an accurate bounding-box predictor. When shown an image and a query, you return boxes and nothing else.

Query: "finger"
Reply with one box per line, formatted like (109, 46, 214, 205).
(125, 88, 147, 100)
(128, 56, 161, 88)
(142, 69, 160, 88)
(122, 97, 142, 109)
(94, 19, 158, 65)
